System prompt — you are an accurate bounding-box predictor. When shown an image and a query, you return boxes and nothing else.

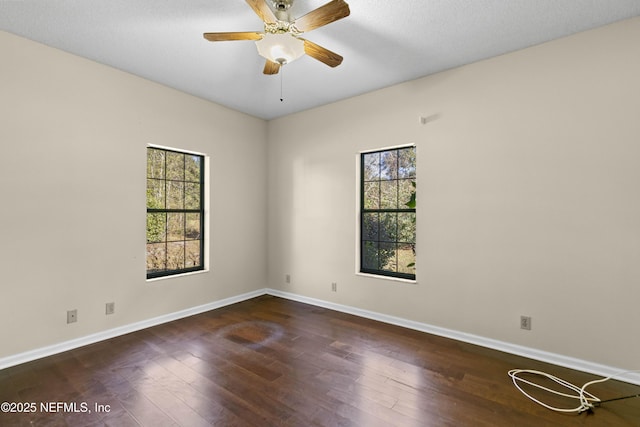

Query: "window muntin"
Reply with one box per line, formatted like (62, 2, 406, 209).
(360, 146, 416, 280)
(146, 147, 204, 279)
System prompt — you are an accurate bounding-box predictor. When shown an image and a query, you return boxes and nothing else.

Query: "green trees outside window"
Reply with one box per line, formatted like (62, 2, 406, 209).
(361, 146, 416, 280)
(146, 147, 204, 279)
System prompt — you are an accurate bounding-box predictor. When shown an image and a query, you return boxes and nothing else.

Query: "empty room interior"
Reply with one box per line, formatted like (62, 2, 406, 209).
(1, 1, 640, 425)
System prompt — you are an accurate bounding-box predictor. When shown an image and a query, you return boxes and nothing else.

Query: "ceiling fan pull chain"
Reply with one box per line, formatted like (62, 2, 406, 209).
(280, 65, 284, 102)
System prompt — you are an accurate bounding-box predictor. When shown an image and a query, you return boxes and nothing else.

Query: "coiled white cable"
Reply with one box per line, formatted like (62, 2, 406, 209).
(508, 369, 640, 414)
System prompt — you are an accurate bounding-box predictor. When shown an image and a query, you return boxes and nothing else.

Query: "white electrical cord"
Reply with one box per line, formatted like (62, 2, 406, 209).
(508, 369, 640, 414)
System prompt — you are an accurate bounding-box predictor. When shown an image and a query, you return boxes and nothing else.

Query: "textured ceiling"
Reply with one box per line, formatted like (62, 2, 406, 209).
(2, 0, 640, 120)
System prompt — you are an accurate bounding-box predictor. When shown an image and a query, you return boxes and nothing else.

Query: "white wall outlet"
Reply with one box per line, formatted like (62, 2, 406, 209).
(520, 315, 532, 330)
(67, 309, 78, 324)
(105, 302, 115, 315)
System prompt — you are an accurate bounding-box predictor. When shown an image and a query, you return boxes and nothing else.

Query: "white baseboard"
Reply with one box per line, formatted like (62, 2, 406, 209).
(3, 287, 639, 387)
(265, 288, 640, 386)
(0, 289, 265, 370)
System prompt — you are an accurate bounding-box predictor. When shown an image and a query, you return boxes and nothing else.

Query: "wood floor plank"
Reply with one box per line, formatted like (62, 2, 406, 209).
(1, 295, 639, 426)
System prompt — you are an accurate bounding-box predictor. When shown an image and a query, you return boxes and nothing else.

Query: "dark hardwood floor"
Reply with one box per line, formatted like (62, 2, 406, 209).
(1, 295, 638, 426)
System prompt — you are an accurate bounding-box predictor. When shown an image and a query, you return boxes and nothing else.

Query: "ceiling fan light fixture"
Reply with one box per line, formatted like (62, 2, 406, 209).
(256, 33, 304, 65)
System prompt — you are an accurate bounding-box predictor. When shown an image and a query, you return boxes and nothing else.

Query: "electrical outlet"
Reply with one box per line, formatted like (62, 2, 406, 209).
(520, 316, 532, 330)
(331, 282, 337, 292)
(105, 302, 115, 315)
(67, 309, 78, 324)
(285, 274, 291, 284)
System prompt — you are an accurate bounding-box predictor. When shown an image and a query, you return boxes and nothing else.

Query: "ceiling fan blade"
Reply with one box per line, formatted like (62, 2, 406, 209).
(263, 59, 281, 74)
(303, 39, 343, 67)
(294, 0, 350, 33)
(245, 0, 278, 24)
(203, 32, 263, 42)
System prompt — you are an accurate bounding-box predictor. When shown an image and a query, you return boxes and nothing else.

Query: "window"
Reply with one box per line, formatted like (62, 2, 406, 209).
(146, 147, 205, 279)
(360, 146, 416, 280)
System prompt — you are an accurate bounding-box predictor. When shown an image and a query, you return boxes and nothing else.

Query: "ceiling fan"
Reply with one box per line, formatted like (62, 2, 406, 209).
(203, 0, 350, 75)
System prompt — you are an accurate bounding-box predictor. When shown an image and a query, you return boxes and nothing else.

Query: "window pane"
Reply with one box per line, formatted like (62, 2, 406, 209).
(397, 243, 416, 274)
(363, 152, 380, 181)
(147, 148, 165, 179)
(363, 213, 379, 241)
(146, 243, 166, 272)
(398, 213, 416, 243)
(167, 242, 185, 270)
(380, 180, 397, 209)
(399, 179, 415, 208)
(185, 155, 201, 182)
(363, 241, 379, 270)
(379, 242, 397, 272)
(166, 181, 184, 209)
(185, 183, 200, 209)
(167, 213, 185, 241)
(147, 179, 165, 209)
(398, 147, 416, 178)
(379, 213, 397, 242)
(185, 240, 201, 267)
(363, 182, 379, 209)
(146, 213, 166, 243)
(166, 152, 185, 181)
(380, 150, 398, 180)
(185, 213, 200, 240)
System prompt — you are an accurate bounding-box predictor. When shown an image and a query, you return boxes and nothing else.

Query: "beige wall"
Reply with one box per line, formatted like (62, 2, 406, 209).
(0, 31, 268, 358)
(267, 17, 640, 369)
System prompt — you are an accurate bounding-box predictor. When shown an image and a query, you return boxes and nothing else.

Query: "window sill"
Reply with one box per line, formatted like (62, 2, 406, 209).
(356, 272, 417, 285)
(146, 269, 209, 283)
